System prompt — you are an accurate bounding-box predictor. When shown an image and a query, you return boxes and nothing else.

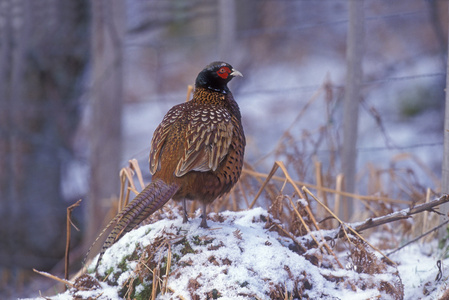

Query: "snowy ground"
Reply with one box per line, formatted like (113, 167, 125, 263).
(27, 207, 448, 300)
(390, 241, 449, 299)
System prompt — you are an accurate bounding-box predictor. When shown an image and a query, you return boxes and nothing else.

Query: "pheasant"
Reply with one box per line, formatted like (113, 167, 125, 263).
(90, 61, 245, 271)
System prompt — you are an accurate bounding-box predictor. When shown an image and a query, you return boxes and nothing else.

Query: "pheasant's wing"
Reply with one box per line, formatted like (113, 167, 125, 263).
(175, 107, 234, 177)
(149, 104, 184, 175)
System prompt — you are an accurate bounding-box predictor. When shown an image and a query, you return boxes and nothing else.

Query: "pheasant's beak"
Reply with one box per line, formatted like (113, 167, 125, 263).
(230, 69, 243, 77)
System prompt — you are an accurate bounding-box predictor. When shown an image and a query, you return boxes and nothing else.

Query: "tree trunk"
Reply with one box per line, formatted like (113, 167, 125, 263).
(86, 0, 124, 250)
(218, 0, 237, 60)
(341, 0, 364, 221)
(0, 0, 89, 272)
(439, 2, 449, 240)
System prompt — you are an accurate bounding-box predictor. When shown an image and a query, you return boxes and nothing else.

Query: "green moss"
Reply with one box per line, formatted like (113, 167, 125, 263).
(105, 267, 114, 277)
(172, 253, 181, 262)
(117, 255, 130, 272)
(86, 265, 96, 274)
(210, 288, 222, 298)
(111, 251, 140, 282)
(192, 235, 214, 246)
(438, 226, 449, 259)
(98, 266, 117, 284)
(133, 279, 153, 300)
(118, 277, 153, 299)
(181, 240, 195, 254)
(130, 246, 141, 261)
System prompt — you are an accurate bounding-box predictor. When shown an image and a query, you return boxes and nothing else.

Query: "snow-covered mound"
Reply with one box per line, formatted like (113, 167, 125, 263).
(56, 207, 403, 299)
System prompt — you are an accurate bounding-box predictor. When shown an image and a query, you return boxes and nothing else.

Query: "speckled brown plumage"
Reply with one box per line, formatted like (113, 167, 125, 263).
(150, 86, 245, 209)
(89, 62, 245, 271)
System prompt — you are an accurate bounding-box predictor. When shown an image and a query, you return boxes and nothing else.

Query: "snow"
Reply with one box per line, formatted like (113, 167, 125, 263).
(95, 207, 324, 299)
(390, 242, 449, 299)
(45, 282, 120, 300)
(32, 207, 449, 299)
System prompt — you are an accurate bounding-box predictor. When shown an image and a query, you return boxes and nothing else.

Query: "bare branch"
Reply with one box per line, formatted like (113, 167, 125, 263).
(337, 194, 449, 238)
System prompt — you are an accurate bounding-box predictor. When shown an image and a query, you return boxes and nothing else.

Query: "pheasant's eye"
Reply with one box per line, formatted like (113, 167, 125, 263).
(217, 66, 230, 79)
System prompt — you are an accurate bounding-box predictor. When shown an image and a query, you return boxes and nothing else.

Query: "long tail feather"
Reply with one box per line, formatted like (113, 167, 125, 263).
(85, 179, 179, 272)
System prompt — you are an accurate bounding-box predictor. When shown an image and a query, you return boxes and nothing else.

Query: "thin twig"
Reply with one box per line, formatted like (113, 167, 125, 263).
(33, 269, 74, 288)
(314, 160, 328, 214)
(162, 244, 172, 294)
(119, 167, 139, 210)
(334, 174, 344, 228)
(119, 169, 126, 212)
(65, 199, 82, 283)
(129, 158, 146, 190)
(275, 161, 305, 199)
(185, 85, 194, 102)
(249, 163, 280, 208)
(152, 264, 160, 300)
(421, 188, 432, 242)
(387, 219, 449, 256)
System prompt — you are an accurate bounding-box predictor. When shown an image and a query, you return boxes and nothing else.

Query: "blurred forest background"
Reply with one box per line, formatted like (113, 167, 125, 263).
(1, 0, 448, 298)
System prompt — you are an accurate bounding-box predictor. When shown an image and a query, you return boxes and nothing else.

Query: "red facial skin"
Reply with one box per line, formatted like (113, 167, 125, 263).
(217, 66, 231, 79)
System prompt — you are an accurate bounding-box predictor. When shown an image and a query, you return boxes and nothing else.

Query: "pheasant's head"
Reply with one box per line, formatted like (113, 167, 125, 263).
(195, 61, 243, 94)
